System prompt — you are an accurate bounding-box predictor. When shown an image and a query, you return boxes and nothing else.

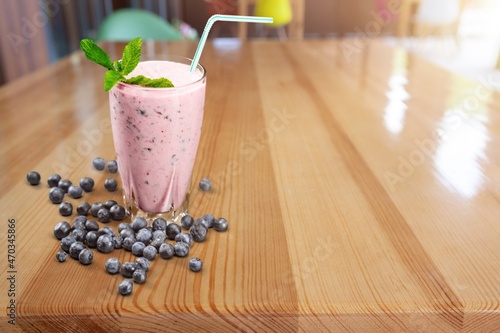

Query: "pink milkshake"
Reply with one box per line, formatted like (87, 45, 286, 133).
(109, 56, 206, 221)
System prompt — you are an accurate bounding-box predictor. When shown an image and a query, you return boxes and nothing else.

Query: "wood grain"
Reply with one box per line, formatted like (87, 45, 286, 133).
(1, 39, 500, 332)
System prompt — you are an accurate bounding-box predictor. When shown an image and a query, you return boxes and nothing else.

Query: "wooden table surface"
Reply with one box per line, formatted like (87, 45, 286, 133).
(1, 39, 500, 332)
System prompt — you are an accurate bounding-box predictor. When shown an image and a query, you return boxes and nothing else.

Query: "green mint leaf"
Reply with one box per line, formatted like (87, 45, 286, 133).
(124, 75, 149, 85)
(80, 37, 175, 91)
(80, 39, 114, 70)
(120, 37, 142, 75)
(125, 75, 174, 88)
(143, 78, 174, 88)
(113, 60, 123, 73)
(104, 70, 125, 92)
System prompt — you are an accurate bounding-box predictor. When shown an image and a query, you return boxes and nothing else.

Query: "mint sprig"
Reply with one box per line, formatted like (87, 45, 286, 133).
(120, 37, 141, 75)
(80, 39, 114, 70)
(80, 37, 174, 91)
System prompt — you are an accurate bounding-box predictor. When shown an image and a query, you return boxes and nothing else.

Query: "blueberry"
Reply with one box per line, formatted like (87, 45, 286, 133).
(174, 242, 189, 257)
(98, 226, 115, 237)
(72, 216, 87, 230)
(112, 207, 128, 223)
(59, 202, 73, 216)
(118, 279, 133, 295)
(58, 179, 72, 193)
(159, 243, 175, 259)
(69, 241, 85, 259)
(85, 231, 99, 248)
(47, 174, 61, 188)
(150, 237, 165, 250)
(104, 200, 118, 209)
(136, 228, 152, 244)
(152, 231, 165, 242)
(122, 237, 136, 251)
(71, 228, 86, 242)
(152, 230, 166, 240)
(131, 241, 146, 257)
(78, 248, 94, 265)
(107, 160, 118, 173)
(77, 202, 91, 216)
(120, 228, 135, 239)
(121, 262, 139, 278)
(118, 223, 131, 233)
(193, 218, 205, 229)
(113, 236, 123, 249)
(175, 232, 193, 246)
(166, 223, 181, 240)
(55, 251, 67, 262)
(133, 269, 147, 284)
(143, 245, 157, 260)
(105, 258, 121, 274)
(152, 218, 167, 231)
(53, 221, 71, 240)
(84, 219, 99, 232)
(97, 208, 111, 223)
(150, 238, 164, 248)
(93, 157, 106, 171)
(96, 235, 114, 253)
(60, 236, 77, 253)
(130, 217, 147, 232)
(67, 185, 82, 199)
(49, 187, 65, 204)
(26, 171, 41, 185)
(204, 214, 216, 228)
(213, 218, 229, 232)
(104, 178, 118, 192)
(90, 202, 104, 217)
(79, 177, 95, 192)
(180, 215, 194, 230)
(190, 222, 207, 242)
(200, 214, 215, 228)
(136, 257, 150, 272)
(189, 257, 203, 272)
(199, 178, 212, 192)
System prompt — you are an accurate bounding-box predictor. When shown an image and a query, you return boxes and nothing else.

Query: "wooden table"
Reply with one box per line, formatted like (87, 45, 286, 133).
(1, 39, 500, 332)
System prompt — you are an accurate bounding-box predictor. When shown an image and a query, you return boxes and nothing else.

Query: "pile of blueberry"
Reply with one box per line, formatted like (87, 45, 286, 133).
(27, 158, 228, 296)
(32, 158, 121, 218)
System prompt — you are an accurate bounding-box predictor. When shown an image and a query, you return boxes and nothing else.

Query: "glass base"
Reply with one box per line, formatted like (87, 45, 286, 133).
(123, 188, 189, 224)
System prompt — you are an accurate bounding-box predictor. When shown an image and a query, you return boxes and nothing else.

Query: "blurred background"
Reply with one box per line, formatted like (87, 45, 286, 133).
(0, 0, 499, 86)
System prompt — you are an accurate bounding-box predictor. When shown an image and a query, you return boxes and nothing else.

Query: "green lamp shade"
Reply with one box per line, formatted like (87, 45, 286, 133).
(255, 0, 292, 27)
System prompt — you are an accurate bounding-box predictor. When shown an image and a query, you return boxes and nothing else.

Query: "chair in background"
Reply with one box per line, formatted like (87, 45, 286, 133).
(413, 0, 465, 38)
(397, 0, 466, 39)
(96, 8, 183, 41)
(237, 0, 304, 40)
(254, 0, 292, 40)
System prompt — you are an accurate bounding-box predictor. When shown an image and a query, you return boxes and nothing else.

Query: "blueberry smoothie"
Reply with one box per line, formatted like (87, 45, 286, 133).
(109, 57, 206, 219)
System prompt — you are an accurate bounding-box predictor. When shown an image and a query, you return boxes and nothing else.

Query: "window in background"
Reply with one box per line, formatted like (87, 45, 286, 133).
(0, 0, 185, 85)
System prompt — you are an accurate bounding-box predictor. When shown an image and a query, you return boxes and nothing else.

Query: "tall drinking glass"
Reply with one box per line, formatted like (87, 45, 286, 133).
(109, 55, 206, 222)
